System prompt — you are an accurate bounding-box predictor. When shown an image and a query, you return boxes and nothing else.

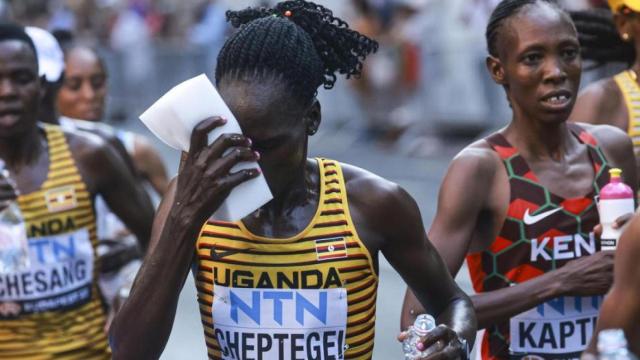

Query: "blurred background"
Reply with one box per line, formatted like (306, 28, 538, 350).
(2, 0, 625, 358)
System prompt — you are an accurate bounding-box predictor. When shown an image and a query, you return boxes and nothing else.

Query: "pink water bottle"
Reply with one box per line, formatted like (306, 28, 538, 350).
(599, 168, 635, 251)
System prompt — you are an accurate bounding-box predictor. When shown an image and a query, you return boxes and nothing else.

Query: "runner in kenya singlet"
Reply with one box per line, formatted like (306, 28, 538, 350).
(195, 158, 378, 360)
(467, 124, 610, 359)
(0, 125, 110, 359)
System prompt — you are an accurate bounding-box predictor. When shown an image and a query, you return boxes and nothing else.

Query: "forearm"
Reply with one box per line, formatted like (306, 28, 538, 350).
(472, 271, 562, 329)
(109, 212, 200, 359)
(586, 290, 640, 354)
(401, 289, 422, 330)
(436, 294, 477, 348)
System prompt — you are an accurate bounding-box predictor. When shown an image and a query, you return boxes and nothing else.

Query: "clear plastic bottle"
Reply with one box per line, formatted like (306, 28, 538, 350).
(403, 314, 437, 360)
(0, 163, 29, 273)
(598, 329, 638, 360)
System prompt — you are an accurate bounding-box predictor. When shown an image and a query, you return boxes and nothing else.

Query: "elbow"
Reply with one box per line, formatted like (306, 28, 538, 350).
(108, 320, 137, 360)
(108, 322, 125, 359)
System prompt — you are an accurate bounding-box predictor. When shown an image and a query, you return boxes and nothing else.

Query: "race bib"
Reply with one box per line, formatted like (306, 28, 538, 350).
(510, 296, 602, 359)
(0, 228, 94, 317)
(212, 286, 348, 360)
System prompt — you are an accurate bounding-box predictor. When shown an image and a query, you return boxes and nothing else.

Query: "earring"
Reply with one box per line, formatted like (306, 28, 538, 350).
(308, 128, 317, 135)
(623, 33, 631, 41)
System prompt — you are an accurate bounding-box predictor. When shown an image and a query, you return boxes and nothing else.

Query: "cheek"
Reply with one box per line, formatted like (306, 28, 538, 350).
(507, 66, 540, 97)
(566, 61, 582, 84)
(57, 89, 79, 107)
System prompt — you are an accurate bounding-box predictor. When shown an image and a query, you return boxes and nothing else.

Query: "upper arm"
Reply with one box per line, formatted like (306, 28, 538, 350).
(612, 214, 640, 300)
(596, 214, 640, 349)
(372, 181, 465, 316)
(428, 147, 504, 275)
(83, 140, 156, 251)
(133, 136, 169, 196)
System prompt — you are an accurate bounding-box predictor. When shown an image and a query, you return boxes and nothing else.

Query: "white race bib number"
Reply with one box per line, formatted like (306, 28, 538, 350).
(510, 296, 602, 359)
(0, 229, 94, 317)
(212, 286, 348, 360)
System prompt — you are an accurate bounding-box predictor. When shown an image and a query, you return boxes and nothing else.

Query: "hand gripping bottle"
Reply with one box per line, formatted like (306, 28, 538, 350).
(599, 168, 635, 251)
(598, 329, 638, 360)
(0, 162, 29, 273)
(403, 314, 437, 360)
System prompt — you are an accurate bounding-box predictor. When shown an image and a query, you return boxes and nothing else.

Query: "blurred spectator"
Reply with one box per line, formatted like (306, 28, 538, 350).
(188, 0, 227, 68)
(350, 0, 423, 142)
(110, 3, 153, 91)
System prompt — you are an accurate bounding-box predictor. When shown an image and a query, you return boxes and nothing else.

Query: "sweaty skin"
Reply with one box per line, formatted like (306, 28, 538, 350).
(109, 78, 476, 359)
(57, 46, 169, 196)
(569, 7, 640, 177)
(0, 40, 154, 250)
(585, 213, 640, 354)
(401, 2, 638, 334)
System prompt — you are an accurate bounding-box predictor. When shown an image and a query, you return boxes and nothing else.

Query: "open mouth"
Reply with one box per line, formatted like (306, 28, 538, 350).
(540, 90, 572, 110)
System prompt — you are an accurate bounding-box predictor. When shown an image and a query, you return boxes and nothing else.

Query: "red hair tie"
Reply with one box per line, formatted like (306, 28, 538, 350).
(284, 10, 292, 17)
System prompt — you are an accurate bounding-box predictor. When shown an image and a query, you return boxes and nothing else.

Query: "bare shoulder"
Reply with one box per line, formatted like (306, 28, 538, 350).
(578, 123, 634, 173)
(578, 122, 632, 152)
(62, 127, 121, 183)
(132, 134, 160, 157)
(340, 162, 409, 210)
(63, 126, 112, 160)
(447, 137, 503, 182)
(571, 77, 625, 125)
(580, 77, 621, 102)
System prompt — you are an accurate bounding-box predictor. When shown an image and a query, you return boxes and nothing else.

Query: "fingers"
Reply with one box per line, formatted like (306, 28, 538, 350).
(210, 148, 260, 177)
(217, 168, 261, 192)
(207, 133, 252, 160)
(593, 224, 602, 238)
(189, 117, 227, 154)
(397, 331, 409, 342)
(419, 325, 451, 348)
(613, 213, 634, 229)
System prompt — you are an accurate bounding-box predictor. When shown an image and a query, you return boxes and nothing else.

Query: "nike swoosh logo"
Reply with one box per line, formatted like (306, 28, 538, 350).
(523, 207, 563, 225)
(210, 246, 242, 261)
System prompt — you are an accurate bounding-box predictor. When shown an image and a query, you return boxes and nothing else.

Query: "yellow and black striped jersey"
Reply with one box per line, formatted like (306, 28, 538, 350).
(195, 158, 378, 360)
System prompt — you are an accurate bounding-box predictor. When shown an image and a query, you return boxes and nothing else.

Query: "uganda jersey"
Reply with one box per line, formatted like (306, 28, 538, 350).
(614, 70, 640, 184)
(0, 125, 109, 359)
(195, 159, 378, 360)
(467, 124, 610, 359)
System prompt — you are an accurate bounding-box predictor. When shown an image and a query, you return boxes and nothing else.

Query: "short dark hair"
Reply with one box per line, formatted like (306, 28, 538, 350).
(486, 0, 567, 57)
(215, 0, 378, 105)
(0, 23, 38, 62)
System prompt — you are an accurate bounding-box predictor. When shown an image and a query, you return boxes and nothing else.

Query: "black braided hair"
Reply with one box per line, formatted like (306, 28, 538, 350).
(486, 0, 567, 57)
(571, 8, 635, 67)
(215, 0, 378, 104)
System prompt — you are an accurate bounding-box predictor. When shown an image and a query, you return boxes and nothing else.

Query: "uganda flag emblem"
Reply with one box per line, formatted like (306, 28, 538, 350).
(45, 186, 77, 213)
(315, 237, 347, 261)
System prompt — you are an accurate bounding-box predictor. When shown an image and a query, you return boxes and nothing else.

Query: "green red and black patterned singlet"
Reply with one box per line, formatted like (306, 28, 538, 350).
(467, 124, 610, 359)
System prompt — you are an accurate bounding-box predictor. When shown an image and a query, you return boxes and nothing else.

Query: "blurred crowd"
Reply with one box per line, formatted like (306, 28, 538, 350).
(0, 0, 620, 150)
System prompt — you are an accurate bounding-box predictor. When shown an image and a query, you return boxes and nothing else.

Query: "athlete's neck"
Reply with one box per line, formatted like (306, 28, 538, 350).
(505, 116, 574, 161)
(244, 159, 319, 237)
(0, 125, 43, 168)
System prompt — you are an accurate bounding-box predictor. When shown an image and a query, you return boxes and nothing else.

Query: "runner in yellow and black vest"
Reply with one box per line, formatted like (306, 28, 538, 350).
(109, 1, 477, 359)
(570, 0, 640, 181)
(196, 159, 378, 359)
(0, 24, 154, 359)
(1, 125, 108, 358)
